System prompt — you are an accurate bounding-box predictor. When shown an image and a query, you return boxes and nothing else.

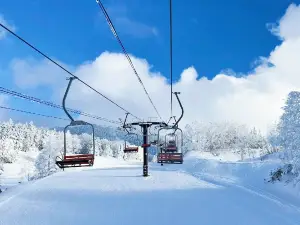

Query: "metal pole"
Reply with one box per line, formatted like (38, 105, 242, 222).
(142, 124, 149, 177)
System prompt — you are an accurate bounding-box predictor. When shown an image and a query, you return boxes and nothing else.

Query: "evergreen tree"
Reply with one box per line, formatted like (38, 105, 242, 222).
(277, 91, 300, 176)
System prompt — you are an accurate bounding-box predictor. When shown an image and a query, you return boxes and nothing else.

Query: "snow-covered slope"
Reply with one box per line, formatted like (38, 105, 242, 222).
(0, 151, 39, 191)
(1, 152, 300, 225)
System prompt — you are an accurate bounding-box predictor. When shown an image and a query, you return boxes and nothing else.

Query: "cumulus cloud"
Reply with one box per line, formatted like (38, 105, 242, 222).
(268, 3, 300, 40)
(0, 14, 16, 40)
(10, 57, 75, 92)
(9, 3, 300, 134)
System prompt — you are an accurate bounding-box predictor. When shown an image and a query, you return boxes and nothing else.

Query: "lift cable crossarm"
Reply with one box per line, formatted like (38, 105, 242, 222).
(120, 94, 182, 174)
(122, 116, 167, 176)
(55, 78, 96, 169)
(0, 22, 141, 121)
(96, 0, 164, 123)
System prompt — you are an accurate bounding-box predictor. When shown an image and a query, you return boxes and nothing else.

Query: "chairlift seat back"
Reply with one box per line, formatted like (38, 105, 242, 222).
(56, 154, 94, 168)
(165, 146, 177, 152)
(124, 146, 139, 153)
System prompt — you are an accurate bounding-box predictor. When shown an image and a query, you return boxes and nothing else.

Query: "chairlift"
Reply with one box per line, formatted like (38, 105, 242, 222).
(157, 128, 183, 164)
(156, 92, 184, 165)
(124, 132, 139, 153)
(55, 77, 96, 169)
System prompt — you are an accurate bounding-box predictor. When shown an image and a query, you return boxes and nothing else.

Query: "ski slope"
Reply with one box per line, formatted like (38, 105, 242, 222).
(1, 154, 300, 225)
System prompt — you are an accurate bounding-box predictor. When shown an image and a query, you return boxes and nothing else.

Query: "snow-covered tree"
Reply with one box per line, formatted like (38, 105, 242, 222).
(0, 119, 141, 179)
(0, 138, 18, 163)
(35, 133, 63, 178)
(182, 121, 269, 159)
(276, 91, 300, 177)
(100, 139, 113, 156)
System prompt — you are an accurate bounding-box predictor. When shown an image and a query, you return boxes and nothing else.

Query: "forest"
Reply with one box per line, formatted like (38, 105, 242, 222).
(1, 91, 300, 186)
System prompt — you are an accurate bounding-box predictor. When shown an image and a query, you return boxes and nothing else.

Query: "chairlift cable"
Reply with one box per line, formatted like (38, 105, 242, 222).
(169, 0, 173, 117)
(96, 0, 164, 122)
(0, 22, 141, 121)
(0, 105, 69, 121)
(0, 86, 121, 125)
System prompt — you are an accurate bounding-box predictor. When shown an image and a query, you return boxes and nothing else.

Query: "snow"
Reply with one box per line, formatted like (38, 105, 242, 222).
(1, 151, 300, 225)
(185, 150, 244, 162)
(0, 151, 38, 190)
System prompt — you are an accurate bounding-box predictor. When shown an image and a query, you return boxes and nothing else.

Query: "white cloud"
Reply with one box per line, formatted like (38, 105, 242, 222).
(268, 3, 300, 40)
(9, 3, 300, 134)
(10, 57, 74, 91)
(0, 14, 16, 40)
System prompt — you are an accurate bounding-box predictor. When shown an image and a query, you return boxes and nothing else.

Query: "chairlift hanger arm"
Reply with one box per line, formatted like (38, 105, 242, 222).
(167, 116, 177, 126)
(172, 116, 177, 123)
(168, 116, 177, 127)
(63, 77, 78, 122)
(173, 92, 183, 127)
(122, 113, 133, 133)
(123, 113, 129, 128)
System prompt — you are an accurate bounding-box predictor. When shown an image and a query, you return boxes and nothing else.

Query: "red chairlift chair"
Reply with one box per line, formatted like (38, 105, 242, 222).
(156, 125, 184, 165)
(55, 77, 96, 169)
(123, 132, 140, 153)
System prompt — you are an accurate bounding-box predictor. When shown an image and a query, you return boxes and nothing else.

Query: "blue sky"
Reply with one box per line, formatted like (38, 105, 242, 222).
(0, 0, 300, 128)
(1, 0, 296, 79)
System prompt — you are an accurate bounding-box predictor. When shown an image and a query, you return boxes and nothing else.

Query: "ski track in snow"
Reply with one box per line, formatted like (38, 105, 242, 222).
(1, 157, 300, 225)
(185, 170, 300, 214)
